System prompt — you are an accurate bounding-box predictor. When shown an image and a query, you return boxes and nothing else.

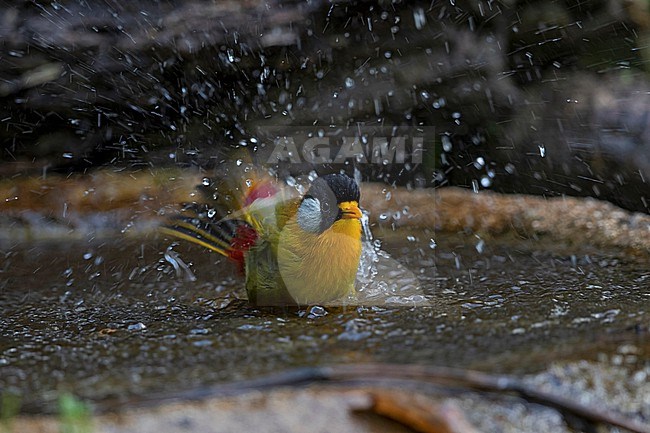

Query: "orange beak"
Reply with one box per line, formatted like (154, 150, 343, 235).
(339, 201, 362, 219)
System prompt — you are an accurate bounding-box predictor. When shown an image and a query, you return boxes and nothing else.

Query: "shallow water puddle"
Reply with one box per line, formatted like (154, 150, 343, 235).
(0, 230, 648, 413)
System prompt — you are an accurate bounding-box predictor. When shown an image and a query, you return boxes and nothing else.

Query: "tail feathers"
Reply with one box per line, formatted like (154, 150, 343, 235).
(161, 216, 258, 271)
(162, 168, 277, 270)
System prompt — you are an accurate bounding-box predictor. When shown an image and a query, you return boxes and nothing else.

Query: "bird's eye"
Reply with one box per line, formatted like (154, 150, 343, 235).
(321, 202, 330, 212)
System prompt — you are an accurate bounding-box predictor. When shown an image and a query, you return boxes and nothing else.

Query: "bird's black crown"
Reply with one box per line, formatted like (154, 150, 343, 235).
(320, 173, 360, 203)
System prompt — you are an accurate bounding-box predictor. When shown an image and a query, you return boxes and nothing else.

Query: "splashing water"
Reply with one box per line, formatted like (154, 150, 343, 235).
(354, 212, 430, 307)
(163, 247, 197, 282)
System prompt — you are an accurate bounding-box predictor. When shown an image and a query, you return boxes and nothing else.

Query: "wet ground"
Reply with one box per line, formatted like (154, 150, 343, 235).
(2, 227, 649, 427)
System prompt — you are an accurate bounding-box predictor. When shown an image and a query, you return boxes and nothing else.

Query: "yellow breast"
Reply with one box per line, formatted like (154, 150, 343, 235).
(276, 217, 362, 304)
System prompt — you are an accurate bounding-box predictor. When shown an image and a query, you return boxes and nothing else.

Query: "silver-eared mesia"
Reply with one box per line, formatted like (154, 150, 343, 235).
(161, 173, 363, 306)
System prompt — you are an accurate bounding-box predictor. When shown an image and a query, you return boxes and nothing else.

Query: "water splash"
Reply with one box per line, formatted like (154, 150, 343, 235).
(163, 247, 197, 282)
(354, 213, 430, 307)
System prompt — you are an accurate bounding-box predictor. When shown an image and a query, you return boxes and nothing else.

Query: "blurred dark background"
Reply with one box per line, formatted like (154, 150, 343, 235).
(1, 0, 649, 213)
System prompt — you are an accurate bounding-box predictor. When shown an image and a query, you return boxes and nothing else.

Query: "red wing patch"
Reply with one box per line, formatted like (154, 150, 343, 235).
(243, 180, 277, 207)
(228, 224, 259, 273)
(228, 179, 275, 273)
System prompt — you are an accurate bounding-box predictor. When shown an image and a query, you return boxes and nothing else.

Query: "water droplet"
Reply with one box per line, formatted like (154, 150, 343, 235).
(344, 77, 355, 88)
(476, 239, 485, 253)
(202, 177, 211, 186)
(128, 322, 147, 331)
(83, 252, 93, 260)
(59, 290, 71, 302)
(413, 7, 426, 30)
(442, 135, 452, 152)
(429, 239, 437, 249)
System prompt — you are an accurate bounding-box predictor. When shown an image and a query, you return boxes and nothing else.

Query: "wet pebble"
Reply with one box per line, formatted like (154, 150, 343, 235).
(338, 319, 372, 341)
(307, 306, 327, 319)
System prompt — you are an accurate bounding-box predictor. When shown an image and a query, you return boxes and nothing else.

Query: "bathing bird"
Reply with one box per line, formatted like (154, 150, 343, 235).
(161, 173, 363, 306)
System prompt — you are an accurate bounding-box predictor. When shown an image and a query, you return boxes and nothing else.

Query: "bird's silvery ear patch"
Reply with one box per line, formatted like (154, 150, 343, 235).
(297, 197, 323, 233)
(306, 176, 338, 230)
